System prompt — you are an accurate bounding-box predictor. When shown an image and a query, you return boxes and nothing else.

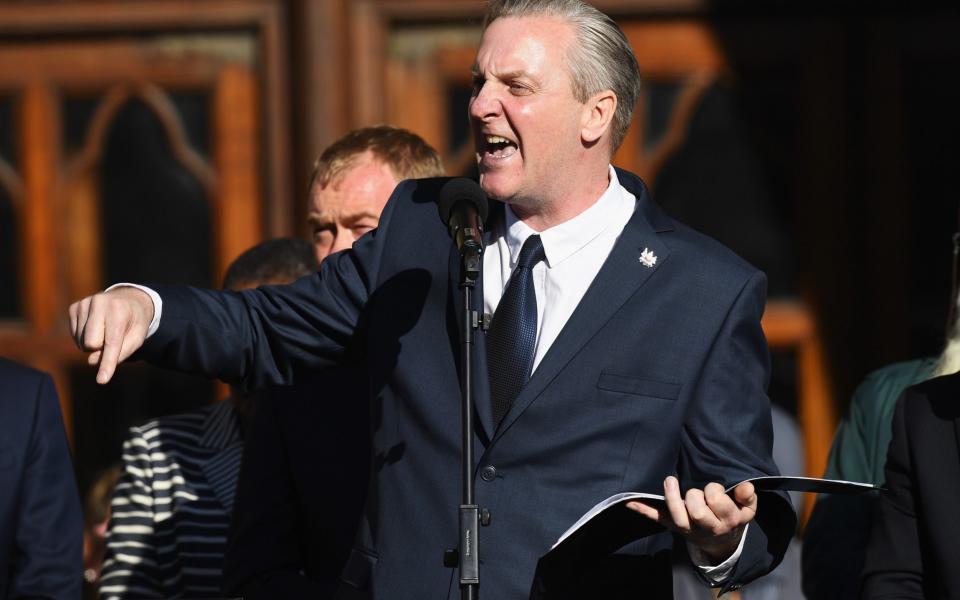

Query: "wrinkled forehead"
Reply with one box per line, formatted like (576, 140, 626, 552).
(316, 150, 395, 186)
(308, 188, 389, 218)
(309, 162, 398, 217)
(474, 14, 578, 76)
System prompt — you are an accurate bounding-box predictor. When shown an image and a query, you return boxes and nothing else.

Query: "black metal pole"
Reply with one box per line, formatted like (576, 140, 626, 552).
(437, 182, 488, 599)
(458, 248, 482, 600)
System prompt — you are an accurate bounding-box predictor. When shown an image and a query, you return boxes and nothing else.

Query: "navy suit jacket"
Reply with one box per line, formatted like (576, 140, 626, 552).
(143, 169, 795, 599)
(0, 358, 82, 599)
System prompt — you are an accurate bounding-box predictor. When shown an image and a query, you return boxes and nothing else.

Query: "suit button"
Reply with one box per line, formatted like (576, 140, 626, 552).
(480, 465, 497, 481)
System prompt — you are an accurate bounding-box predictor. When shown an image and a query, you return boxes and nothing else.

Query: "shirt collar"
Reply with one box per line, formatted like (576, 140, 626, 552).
(503, 165, 630, 268)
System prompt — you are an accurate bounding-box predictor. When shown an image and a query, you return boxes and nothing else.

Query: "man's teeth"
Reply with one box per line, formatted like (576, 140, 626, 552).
(480, 134, 516, 159)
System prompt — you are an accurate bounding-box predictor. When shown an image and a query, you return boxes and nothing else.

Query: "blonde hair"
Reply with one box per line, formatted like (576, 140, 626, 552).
(310, 126, 444, 189)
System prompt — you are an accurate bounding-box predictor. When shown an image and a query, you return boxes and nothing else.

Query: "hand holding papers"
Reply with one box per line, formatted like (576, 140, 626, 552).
(626, 476, 754, 563)
(547, 475, 880, 562)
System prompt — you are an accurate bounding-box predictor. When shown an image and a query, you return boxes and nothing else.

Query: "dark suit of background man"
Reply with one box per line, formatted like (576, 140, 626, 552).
(223, 126, 445, 598)
(69, 1, 795, 598)
(0, 358, 83, 599)
(860, 372, 960, 599)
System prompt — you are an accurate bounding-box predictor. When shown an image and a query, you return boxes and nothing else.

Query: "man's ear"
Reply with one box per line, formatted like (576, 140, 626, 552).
(581, 90, 617, 144)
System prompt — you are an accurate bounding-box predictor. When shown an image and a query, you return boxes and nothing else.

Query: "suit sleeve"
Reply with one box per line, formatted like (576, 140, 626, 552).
(138, 180, 407, 392)
(99, 427, 164, 599)
(223, 395, 335, 598)
(676, 270, 796, 593)
(10, 373, 83, 599)
(859, 392, 924, 599)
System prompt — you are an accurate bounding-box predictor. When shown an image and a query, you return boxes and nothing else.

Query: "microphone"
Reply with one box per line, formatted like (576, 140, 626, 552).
(438, 178, 489, 259)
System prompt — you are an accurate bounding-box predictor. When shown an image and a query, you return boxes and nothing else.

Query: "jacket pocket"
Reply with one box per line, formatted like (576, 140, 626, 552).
(596, 372, 681, 401)
(340, 547, 378, 590)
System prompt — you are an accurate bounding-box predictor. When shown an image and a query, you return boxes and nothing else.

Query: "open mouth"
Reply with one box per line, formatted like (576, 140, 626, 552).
(482, 134, 518, 159)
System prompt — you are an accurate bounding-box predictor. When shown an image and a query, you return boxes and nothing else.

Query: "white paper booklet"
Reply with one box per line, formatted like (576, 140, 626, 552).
(550, 475, 880, 554)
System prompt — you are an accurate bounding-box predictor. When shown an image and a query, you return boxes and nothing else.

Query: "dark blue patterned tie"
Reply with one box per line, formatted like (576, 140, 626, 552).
(487, 234, 547, 425)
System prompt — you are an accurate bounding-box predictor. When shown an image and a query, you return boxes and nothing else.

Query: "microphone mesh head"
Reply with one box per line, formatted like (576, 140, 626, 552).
(438, 178, 489, 225)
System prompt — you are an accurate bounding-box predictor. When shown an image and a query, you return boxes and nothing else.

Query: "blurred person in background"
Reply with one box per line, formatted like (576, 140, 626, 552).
(82, 465, 120, 599)
(859, 369, 960, 598)
(0, 358, 83, 599)
(99, 238, 318, 599)
(223, 125, 443, 598)
(803, 257, 960, 598)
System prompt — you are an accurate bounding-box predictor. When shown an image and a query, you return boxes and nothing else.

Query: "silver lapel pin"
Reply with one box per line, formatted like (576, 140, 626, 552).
(638, 247, 657, 268)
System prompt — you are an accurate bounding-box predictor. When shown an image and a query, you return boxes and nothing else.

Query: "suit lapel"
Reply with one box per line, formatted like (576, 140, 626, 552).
(493, 175, 673, 441)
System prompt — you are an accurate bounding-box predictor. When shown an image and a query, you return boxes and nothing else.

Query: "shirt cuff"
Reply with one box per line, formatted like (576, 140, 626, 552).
(104, 283, 162, 338)
(687, 522, 749, 584)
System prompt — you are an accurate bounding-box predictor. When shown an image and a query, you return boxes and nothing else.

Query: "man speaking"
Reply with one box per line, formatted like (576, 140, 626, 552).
(69, 1, 795, 597)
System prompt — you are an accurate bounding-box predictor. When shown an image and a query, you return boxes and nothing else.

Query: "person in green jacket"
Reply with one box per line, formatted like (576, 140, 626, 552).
(822, 358, 937, 486)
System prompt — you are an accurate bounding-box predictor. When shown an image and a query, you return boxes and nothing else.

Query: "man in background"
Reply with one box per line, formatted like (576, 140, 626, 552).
(223, 126, 444, 597)
(0, 358, 82, 599)
(99, 238, 318, 599)
(305, 125, 444, 263)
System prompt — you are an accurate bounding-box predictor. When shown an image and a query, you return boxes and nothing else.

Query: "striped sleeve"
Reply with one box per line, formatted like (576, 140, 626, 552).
(99, 427, 164, 599)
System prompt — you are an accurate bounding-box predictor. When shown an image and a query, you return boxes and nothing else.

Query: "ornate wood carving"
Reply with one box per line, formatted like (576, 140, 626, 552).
(0, 1, 289, 450)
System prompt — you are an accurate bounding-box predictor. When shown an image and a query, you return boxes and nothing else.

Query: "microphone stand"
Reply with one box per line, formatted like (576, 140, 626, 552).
(457, 243, 482, 600)
(438, 183, 489, 600)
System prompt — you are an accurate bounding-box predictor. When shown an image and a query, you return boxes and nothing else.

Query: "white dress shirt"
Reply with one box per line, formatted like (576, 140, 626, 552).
(483, 165, 635, 373)
(127, 165, 745, 580)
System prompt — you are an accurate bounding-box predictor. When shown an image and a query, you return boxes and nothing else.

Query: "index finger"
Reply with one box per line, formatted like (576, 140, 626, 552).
(663, 476, 691, 533)
(72, 297, 94, 350)
(96, 318, 127, 385)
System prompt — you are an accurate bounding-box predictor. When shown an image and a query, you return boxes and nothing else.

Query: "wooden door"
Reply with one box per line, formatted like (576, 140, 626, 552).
(0, 0, 290, 493)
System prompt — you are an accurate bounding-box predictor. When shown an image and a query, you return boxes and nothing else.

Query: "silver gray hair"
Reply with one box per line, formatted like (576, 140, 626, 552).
(483, 0, 642, 152)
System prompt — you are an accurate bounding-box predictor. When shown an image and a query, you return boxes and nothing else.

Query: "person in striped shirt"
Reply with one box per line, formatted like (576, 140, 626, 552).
(99, 238, 318, 599)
